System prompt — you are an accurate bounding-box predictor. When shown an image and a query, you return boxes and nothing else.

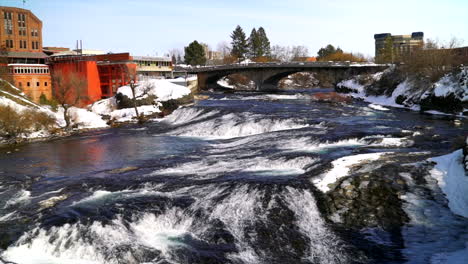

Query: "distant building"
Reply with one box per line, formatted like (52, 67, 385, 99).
(47, 53, 137, 104)
(374, 32, 424, 59)
(0, 6, 51, 103)
(43, 47, 70, 56)
(134, 56, 173, 78)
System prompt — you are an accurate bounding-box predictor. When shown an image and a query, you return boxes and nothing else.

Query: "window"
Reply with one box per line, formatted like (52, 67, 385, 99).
(44, 82, 48, 86)
(27, 82, 30, 87)
(19, 40, 27, 49)
(36, 82, 40, 87)
(31, 29, 38, 37)
(5, 39, 13, 48)
(4, 12, 13, 35)
(19, 82, 22, 87)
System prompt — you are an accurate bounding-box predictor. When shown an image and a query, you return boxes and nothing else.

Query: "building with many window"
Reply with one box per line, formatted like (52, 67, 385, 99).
(374, 32, 424, 60)
(0, 6, 51, 102)
(134, 56, 173, 78)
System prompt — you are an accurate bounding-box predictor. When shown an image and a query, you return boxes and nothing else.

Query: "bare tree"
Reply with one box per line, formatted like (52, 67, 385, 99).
(216, 41, 231, 57)
(120, 65, 140, 119)
(290, 45, 309, 61)
(168, 48, 184, 64)
(271, 45, 288, 62)
(51, 70, 88, 128)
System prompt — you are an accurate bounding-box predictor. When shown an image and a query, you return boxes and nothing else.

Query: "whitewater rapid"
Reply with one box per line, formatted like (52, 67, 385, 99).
(0, 90, 466, 264)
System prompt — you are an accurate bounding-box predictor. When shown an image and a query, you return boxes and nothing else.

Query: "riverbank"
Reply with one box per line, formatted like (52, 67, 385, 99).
(0, 78, 194, 148)
(336, 65, 468, 117)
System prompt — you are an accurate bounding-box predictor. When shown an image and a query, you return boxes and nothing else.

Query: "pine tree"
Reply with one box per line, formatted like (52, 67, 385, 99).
(230, 25, 248, 61)
(257, 27, 271, 58)
(248, 28, 259, 58)
(184, 41, 206, 66)
(171, 54, 176, 65)
(317, 44, 337, 60)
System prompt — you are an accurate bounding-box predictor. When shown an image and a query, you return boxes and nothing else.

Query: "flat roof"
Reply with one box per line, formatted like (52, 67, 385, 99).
(6, 51, 48, 59)
(133, 56, 172, 62)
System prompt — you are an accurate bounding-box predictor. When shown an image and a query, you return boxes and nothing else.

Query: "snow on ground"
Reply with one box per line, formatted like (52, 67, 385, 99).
(68, 108, 108, 129)
(116, 79, 190, 102)
(429, 149, 468, 218)
(313, 152, 389, 192)
(368, 104, 390, 111)
(110, 105, 161, 122)
(88, 79, 191, 123)
(217, 77, 235, 89)
(337, 67, 468, 115)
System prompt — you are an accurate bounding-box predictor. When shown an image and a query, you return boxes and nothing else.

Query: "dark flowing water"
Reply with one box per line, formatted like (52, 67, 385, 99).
(0, 89, 466, 264)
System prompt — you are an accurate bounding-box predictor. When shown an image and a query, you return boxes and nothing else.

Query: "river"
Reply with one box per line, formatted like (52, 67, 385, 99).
(0, 88, 467, 264)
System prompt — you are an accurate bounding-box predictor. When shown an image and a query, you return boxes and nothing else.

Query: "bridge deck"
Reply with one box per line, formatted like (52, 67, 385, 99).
(178, 62, 390, 73)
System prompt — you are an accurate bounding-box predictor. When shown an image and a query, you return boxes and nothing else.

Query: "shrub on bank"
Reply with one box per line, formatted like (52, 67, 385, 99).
(0, 105, 57, 138)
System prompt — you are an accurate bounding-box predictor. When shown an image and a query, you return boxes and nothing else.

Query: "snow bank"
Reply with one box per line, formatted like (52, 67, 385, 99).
(110, 105, 160, 122)
(337, 67, 468, 115)
(217, 77, 235, 89)
(116, 79, 190, 102)
(87, 79, 191, 123)
(313, 152, 388, 192)
(429, 149, 468, 218)
(68, 108, 108, 129)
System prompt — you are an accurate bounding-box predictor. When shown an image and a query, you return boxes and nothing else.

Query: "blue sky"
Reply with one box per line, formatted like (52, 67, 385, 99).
(2, 0, 468, 57)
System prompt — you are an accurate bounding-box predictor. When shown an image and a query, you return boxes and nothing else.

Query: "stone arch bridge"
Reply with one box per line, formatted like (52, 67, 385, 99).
(182, 62, 389, 91)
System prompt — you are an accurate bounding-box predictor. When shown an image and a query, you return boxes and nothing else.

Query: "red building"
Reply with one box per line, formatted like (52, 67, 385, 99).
(47, 53, 137, 105)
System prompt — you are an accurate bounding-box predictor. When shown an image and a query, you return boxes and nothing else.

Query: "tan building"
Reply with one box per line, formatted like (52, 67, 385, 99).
(134, 56, 173, 78)
(0, 6, 51, 102)
(374, 32, 424, 60)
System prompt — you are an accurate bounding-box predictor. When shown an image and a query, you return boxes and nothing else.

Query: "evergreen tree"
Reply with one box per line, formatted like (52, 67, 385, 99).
(257, 27, 271, 57)
(184, 40, 206, 66)
(248, 28, 260, 58)
(379, 36, 395, 63)
(171, 54, 176, 65)
(317, 44, 337, 60)
(230, 25, 248, 61)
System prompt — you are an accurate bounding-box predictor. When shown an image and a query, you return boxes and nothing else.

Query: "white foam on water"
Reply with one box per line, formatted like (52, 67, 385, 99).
(162, 107, 220, 126)
(243, 156, 319, 175)
(368, 104, 390, 111)
(313, 152, 389, 192)
(2, 209, 197, 264)
(279, 138, 365, 153)
(372, 137, 414, 147)
(167, 111, 310, 139)
(152, 155, 317, 179)
(3, 189, 31, 209)
(0, 211, 16, 222)
(204, 185, 263, 263)
(72, 188, 169, 207)
(283, 187, 348, 263)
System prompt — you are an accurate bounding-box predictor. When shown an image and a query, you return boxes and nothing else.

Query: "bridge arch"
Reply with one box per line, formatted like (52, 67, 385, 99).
(192, 63, 389, 91)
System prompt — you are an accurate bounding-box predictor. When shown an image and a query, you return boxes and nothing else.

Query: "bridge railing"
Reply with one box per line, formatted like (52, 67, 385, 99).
(175, 61, 390, 73)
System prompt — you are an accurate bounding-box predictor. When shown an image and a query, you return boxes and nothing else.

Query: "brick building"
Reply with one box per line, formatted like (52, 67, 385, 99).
(0, 6, 51, 102)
